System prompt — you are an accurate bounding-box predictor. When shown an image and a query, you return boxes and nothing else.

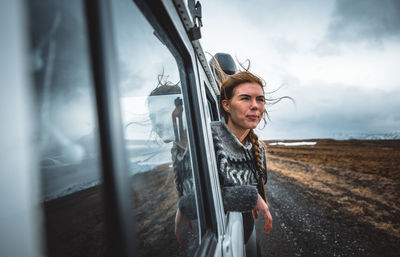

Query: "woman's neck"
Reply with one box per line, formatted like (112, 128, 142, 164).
(226, 120, 250, 144)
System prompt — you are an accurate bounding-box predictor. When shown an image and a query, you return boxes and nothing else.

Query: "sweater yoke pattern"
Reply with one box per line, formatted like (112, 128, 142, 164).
(211, 121, 267, 187)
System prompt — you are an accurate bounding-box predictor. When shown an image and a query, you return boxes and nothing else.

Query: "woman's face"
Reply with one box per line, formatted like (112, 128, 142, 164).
(222, 82, 265, 131)
(147, 95, 176, 142)
(147, 94, 185, 142)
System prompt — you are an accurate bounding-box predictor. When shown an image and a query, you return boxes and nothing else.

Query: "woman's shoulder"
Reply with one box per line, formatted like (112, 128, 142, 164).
(210, 121, 226, 136)
(210, 121, 229, 154)
(210, 121, 252, 161)
(210, 121, 231, 145)
(210, 121, 245, 148)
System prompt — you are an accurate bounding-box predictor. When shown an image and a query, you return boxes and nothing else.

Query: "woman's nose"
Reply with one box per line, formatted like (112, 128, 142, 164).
(250, 99, 258, 109)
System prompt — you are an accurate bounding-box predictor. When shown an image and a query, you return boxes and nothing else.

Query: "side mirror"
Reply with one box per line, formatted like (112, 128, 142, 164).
(209, 53, 238, 84)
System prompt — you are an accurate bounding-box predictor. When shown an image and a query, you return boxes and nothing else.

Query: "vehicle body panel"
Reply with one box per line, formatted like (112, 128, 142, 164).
(0, 0, 249, 256)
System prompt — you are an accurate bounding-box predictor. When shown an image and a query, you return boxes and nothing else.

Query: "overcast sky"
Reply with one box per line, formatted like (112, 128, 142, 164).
(201, 0, 400, 140)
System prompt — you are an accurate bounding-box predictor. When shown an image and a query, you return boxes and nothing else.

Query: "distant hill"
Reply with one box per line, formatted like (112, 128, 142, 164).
(332, 131, 400, 140)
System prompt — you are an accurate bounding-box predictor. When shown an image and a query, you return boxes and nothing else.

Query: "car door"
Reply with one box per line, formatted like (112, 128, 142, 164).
(109, 0, 231, 256)
(1, 0, 231, 256)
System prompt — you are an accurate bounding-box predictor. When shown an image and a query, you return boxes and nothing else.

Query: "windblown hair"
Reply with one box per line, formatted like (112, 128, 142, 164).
(210, 56, 291, 204)
(218, 70, 267, 124)
(149, 72, 181, 96)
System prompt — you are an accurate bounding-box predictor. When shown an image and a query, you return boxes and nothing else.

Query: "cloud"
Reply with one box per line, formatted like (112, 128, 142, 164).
(258, 79, 400, 139)
(111, 0, 181, 97)
(201, 1, 400, 139)
(327, 0, 400, 43)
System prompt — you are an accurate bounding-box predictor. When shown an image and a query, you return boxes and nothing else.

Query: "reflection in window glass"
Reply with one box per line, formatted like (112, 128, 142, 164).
(111, 1, 200, 256)
(28, 1, 105, 256)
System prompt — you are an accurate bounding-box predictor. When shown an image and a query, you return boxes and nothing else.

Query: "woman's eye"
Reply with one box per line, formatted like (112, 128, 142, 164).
(241, 97, 250, 101)
(257, 98, 265, 103)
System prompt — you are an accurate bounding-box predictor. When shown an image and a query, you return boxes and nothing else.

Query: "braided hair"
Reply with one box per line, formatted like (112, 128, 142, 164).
(248, 129, 268, 205)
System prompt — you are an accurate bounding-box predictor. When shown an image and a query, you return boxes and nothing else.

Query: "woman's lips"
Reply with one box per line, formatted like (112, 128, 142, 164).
(247, 115, 258, 120)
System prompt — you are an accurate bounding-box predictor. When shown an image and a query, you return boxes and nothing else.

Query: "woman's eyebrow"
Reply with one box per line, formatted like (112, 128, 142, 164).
(238, 94, 251, 97)
(237, 94, 264, 98)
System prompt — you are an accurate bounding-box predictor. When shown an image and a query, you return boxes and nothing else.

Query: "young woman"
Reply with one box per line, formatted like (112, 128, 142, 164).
(175, 62, 274, 250)
(211, 69, 273, 241)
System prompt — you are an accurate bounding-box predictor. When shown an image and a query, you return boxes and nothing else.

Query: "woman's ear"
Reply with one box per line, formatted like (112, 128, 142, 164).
(221, 99, 230, 113)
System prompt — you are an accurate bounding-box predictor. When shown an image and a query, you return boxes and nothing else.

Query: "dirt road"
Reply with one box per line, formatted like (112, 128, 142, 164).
(255, 171, 399, 257)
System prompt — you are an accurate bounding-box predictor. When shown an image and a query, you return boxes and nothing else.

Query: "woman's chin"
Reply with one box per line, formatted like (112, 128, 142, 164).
(245, 120, 260, 129)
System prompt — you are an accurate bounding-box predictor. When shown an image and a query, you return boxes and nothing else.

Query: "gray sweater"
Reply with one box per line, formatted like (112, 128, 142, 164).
(211, 121, 267, 189)
(179, 121, 267, 242)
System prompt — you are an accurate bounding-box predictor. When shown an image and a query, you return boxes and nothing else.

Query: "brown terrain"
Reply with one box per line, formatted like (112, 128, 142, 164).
(258, 139, 400, 256)
(131, 164, 198, 257)
(42, 139, 400, 257)
(43, 164, 194, 257)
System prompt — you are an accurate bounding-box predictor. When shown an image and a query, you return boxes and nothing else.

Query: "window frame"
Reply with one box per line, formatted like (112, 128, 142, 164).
(0, 1, 43, 257)
(84, 0, 137, 256)
(133, 0, 225, 254)
(135, 1, 210, 236)
(195, 59, 227, 235)
(204, 76, 220, 122)
(85, 0, 222, 256)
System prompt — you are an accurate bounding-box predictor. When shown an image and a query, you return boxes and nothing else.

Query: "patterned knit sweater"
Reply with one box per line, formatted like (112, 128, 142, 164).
(211, 121, 267, 189)
(179, 121, 267, 242)
(212, 121, 267, 242)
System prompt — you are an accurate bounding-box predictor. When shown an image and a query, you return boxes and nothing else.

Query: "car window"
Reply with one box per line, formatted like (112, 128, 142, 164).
(205, 84, 219, 122)
(28, 1, 106, 256)
(110, 1, 202, 256)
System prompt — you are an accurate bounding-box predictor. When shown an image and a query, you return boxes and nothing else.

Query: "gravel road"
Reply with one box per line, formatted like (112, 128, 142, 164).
(255, 172, 399, 257)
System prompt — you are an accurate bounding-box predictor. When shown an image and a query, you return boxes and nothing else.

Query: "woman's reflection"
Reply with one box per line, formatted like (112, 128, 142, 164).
(147, 80, 193, 198)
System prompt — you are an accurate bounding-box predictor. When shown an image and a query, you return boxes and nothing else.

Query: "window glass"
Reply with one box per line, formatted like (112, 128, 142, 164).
(205, 86, 218, 122)
(28, 1, 105, 256)
(111, 1, 201, 256)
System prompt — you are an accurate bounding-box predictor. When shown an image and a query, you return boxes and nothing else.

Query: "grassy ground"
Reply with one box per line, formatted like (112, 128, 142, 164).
(264, 139, 400, 241)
